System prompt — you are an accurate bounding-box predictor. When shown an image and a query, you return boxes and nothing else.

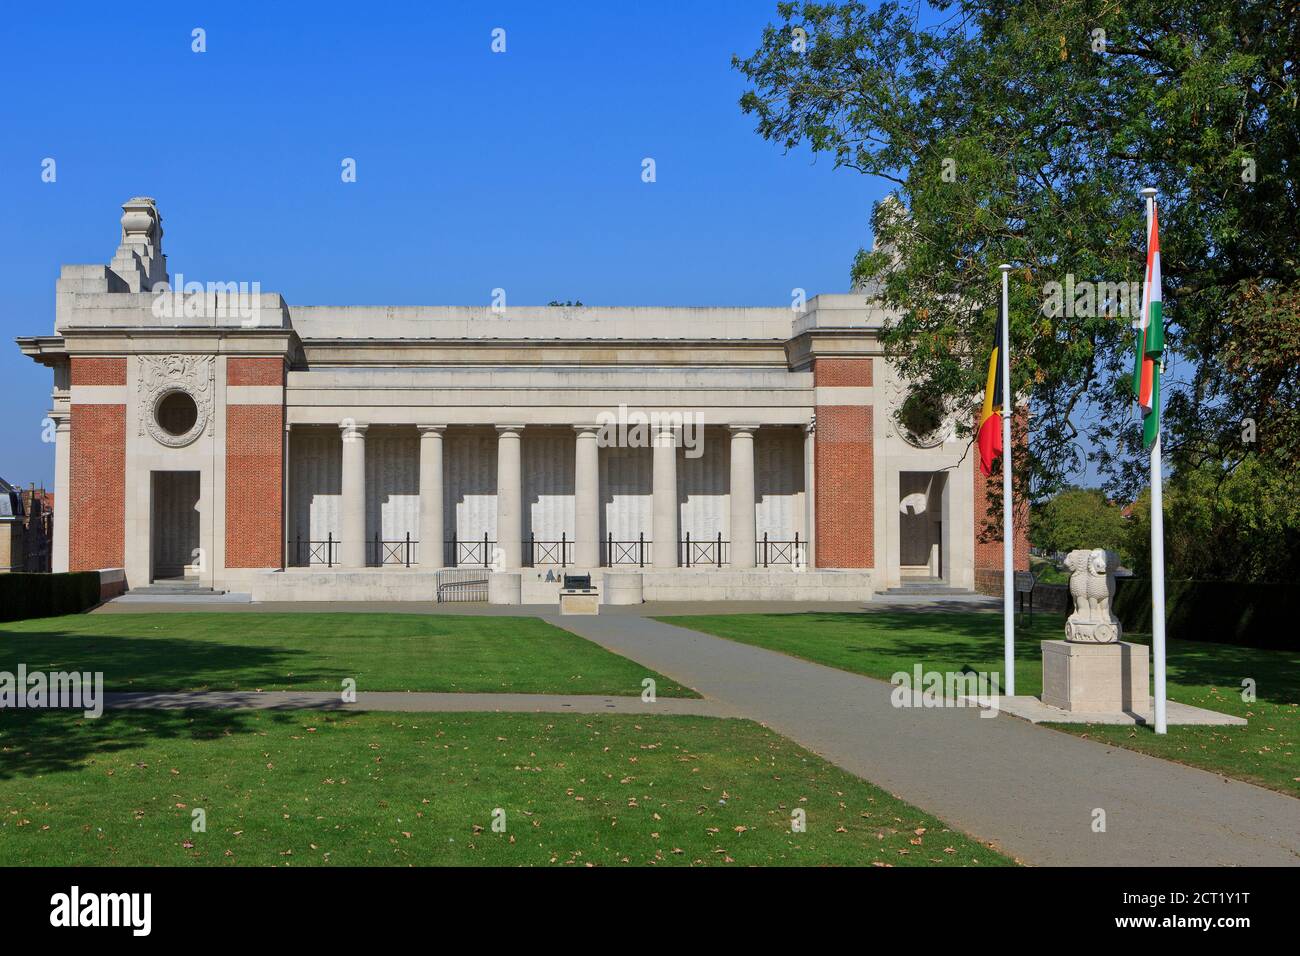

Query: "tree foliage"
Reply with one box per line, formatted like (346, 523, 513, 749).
(1125, 457, 1300, 582)
(1031, 486, 1128, 560)
(734, 0, 1300, 503)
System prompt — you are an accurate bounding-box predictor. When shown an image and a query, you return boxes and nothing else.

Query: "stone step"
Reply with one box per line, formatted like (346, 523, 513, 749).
(113, 590, 252, 604)
(881, 580, 972, 596)
(131, 584, 226, 595)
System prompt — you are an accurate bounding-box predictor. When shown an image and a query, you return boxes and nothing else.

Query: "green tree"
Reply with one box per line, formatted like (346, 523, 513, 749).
(734, 0, 1300, 503)
(1125, 456, 1300, 582)
(1031, 486, 1128, 560)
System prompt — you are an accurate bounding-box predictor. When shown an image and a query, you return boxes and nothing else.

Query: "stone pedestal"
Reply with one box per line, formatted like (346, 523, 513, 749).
(559, 590, 599, 615)
(1041, 640, 1150, 713)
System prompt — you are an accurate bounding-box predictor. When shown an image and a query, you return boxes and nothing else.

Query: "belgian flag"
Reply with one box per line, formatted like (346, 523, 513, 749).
(977, 300, 1005, 476)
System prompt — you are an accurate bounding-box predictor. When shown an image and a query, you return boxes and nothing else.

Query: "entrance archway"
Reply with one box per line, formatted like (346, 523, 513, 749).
(899, 471, 946, 579)
(151, 471, 200, 580)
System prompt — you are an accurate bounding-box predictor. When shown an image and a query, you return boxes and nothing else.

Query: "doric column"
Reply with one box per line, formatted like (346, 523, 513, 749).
(52, 412, 71, 573)
(573, 425, 601, 568)
(651, 424, 678, 568)
(729, 425, 758, 569)
(418, 426, 446, 569)
(495, 425, 524, 570)
(340, 422, 368, 567)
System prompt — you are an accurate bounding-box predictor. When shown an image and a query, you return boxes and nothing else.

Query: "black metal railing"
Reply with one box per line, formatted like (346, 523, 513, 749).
(681, 532, 727, 568)
(757, 532, 803, 569)
(294, 534, 339, 567)
(369, 532, 417, 567)
(605, 533, 649, 567)
(446, 534, 497, 568)
(527, 533, 572, 567)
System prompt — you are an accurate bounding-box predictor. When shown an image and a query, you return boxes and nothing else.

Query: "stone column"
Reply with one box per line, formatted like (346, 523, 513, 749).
(340, 422, 368, 567)
(729, 425, 758, 569)
(52, 412, 70, 573)
(418, 426, 446, 569)
(573, 425, 601, 568)
(495, 425, 524, 570)
(803, 420, 816, 569)
(651, 424, 678, 568)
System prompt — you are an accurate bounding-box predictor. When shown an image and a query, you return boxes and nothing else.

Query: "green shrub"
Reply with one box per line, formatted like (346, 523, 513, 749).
(1114, 578, 1297, 650)
(0, 571, 102, 623)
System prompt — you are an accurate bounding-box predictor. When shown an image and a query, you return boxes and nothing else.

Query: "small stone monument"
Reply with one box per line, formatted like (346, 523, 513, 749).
(1041, 548, 1150, 713)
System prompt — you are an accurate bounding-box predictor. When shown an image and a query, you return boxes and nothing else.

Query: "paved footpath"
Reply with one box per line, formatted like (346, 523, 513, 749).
(549, 614, 1300, 867)
(105, 690, 735, 716)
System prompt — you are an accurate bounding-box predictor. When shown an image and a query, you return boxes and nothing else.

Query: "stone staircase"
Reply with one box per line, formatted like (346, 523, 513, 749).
(113, 579, 251, 604)
(879, 577, 977, 598)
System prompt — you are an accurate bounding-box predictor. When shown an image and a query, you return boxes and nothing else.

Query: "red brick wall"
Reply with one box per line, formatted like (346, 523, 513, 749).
(973, 408, 1030, 594)
(812, 356, 874, 568)
(813, 357, 873, 387)
(814, 406, 874, 568)
(227, 357, 286, 386)
(69, 404, 125, 571)
(70, 357, 127, 386)
(225, 404, 284, 568)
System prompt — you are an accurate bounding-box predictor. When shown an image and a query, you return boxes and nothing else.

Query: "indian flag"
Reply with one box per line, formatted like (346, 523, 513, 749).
(1132, 202, 1163, 449)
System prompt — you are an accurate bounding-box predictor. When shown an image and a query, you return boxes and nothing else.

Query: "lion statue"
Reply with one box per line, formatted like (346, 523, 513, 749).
(1063, 548, 1122, 643)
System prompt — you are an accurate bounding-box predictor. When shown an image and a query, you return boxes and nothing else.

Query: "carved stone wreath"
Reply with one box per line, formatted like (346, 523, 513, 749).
(881, 365, 958, 449)
(137, 354, 214, 447)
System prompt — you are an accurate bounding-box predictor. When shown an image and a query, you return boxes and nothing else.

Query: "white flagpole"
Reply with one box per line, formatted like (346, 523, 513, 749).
(999, 263, 1015, 697)
(1142, 186, 1167, 734)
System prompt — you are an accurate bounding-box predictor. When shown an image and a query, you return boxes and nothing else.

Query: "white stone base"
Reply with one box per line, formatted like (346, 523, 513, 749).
(559, 591, 599, 615)
(245, 566, 873, 603)
(971, 695, 1246, 727)
(1041, 639, 1150, 714)
(251, 568, 438, 602)
(636, 568, 873, 602)
(603, 572, 644, 605)
(488, 572, 522, 605)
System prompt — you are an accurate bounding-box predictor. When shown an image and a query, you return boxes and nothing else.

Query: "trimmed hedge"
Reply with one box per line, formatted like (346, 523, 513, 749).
(1113, 577, 1297, 650)
(0, 571, 102, 623)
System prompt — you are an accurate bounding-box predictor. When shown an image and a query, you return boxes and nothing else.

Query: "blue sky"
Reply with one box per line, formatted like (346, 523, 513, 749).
(0, 1, 886, 487)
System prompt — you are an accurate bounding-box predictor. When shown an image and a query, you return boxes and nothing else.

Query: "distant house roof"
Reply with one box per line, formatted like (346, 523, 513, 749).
(0, 477, 21, 520)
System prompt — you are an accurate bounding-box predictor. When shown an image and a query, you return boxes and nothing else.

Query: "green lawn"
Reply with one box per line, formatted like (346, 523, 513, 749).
(658, 611, 1299, 796)
(0, 710, 1010, 866)
(0, 612, 697, 698)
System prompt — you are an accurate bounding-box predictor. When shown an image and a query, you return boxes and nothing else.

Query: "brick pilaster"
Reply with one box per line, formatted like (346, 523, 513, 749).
(224, 359, 285, 568)
(68, 361, 126, 570)
(812, 357, 874, 568)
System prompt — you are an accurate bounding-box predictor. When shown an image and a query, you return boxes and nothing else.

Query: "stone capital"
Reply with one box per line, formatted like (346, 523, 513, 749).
(495, 424, 525, 436)
(417, 424, 447, 437)
(727, 424, 760, 437)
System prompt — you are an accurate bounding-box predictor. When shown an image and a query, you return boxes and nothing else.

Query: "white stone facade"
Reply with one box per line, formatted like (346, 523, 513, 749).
(17, 198, 984, 602)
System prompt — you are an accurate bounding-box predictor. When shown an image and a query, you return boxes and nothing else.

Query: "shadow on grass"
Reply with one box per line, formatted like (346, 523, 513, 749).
(0, 628, 325, 691)
(0, 707, 300, 781)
